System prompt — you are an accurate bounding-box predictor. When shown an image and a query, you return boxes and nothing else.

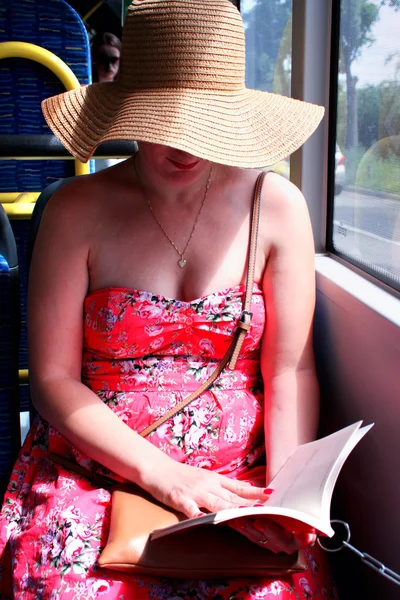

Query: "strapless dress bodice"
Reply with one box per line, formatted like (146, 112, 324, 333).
(70, 283, 267, 474)
(82, 283, 265, 394)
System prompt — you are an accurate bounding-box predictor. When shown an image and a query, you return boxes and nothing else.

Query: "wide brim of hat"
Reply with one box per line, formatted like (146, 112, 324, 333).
(42, 82, 324, 168)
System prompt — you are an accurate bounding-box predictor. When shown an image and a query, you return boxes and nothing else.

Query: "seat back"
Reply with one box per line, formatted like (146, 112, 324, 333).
(0, 0, 92, 192)
(0, 205, 20, 500)
(28, 177, 77, 271)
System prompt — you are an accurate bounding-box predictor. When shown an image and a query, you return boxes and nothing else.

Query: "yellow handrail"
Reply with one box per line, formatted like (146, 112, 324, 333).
(0, 192, 40, 204)
(1, 192, 40, 217)
(0, 42, 91, 384)
(0, 41, 89, 177)
(83, 1, 103, 22)
(3, 204, 35, 218)
(18, 370, 29, 385)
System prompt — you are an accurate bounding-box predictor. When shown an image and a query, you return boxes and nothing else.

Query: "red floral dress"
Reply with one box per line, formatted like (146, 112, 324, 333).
(0, 284, 338, 599)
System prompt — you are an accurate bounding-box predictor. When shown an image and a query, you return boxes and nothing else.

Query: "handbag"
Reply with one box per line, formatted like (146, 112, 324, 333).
(50, 172, 307, 578)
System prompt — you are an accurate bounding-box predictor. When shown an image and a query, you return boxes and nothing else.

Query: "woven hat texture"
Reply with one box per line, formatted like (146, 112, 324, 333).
(42, 0, 324, 168)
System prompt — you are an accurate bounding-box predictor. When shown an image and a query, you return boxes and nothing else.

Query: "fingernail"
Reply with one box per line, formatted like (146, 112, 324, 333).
(253, 503, 264, 507)
(263, 488, 274, 494)
(195, 512, 205, 517)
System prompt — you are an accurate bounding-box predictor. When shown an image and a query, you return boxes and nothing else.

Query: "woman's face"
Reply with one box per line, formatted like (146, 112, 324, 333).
(136, 142, 210, 184)
(94, 43, 120, 83)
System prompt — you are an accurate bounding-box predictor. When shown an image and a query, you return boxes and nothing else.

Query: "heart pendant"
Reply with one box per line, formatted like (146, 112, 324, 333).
(178, 258, 187, 268)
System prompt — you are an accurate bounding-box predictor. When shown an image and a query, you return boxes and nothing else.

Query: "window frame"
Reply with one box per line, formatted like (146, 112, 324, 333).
(289, 0, 332, 255)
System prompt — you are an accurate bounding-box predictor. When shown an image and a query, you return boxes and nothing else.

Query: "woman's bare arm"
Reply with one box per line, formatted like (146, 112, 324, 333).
(28, 179, 165, 483)
(229, 175, 319, 554)
(260, 174, 319, 483)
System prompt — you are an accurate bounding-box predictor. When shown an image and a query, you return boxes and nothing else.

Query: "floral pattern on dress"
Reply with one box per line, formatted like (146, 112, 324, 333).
(0, 284, 338, 599)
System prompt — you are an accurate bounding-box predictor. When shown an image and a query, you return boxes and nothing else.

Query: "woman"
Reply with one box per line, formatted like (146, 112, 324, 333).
(91, 32, 121, 84)
(0, 0, 337, 598)
(90, 31, 126, 172)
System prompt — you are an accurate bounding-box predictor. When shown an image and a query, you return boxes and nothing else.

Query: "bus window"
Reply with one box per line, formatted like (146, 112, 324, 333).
(242, 0, 292, 178)
(331, 0, 400, 291)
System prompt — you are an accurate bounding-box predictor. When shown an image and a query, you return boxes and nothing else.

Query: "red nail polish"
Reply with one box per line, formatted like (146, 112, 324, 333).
(297, 531, 314, 544)
(195, 512, 205, 517)
(254, 503, 264, 507)
(263, 488, 274, 494)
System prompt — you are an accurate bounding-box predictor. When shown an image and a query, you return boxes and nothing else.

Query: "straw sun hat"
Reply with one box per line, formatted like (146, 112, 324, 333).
(42, 0, 324, 168)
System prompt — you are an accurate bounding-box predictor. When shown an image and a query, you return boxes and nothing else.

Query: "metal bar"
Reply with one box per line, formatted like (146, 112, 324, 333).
(0, 192, 40, 204)
(18, 369, 29, 385)
(3, 204, 35, 218)
(0, 135, 138, 160)
(0, 42, 90, 176)
(83, 1, 103, 22)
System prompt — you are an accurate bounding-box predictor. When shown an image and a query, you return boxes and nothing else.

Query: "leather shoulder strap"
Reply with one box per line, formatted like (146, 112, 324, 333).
(228, 170, 266, 370)
(139, 171, 267, 438)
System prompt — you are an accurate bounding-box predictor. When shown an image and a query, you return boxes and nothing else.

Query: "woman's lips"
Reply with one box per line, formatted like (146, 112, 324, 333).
(168, 158, 200, 171)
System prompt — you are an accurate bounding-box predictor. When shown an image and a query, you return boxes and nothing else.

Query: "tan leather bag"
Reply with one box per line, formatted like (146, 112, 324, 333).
(98, 484, 307, 577)
(49, 454, 306, 578)
(51, 173, 307, 578)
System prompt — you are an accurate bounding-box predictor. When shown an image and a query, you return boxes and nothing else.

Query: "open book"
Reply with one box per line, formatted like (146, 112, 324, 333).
(151, 421, 373, 540)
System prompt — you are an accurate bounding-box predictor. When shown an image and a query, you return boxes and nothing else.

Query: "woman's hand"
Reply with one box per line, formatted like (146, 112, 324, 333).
(140, 458, 271, 518)
(229, 516, 317, 554)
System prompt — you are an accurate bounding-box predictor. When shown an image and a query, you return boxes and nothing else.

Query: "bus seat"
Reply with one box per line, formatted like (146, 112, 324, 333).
(0, 0, 92, 192)
(28, 177, 77, 272)
(0, 205, 21, 501)
(0, 0, 92, 415)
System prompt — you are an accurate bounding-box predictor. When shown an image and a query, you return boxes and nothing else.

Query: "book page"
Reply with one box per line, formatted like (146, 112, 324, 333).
(150, 421, 373, 540)
(259, 422, 373, 532)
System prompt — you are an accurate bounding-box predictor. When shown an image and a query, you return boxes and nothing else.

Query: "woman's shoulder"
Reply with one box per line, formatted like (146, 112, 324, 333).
(41, 158, 134, 226)
(214, 165, 306, 223)
(260, 170, 309, 226)
(226, 166, 304, 205)
(261, 170, 305, 210)
(256, 170, 312, 252)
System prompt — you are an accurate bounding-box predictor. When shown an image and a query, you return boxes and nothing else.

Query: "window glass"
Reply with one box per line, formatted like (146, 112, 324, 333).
(333, 0, 400, 289)
(241, 0, 292, 177)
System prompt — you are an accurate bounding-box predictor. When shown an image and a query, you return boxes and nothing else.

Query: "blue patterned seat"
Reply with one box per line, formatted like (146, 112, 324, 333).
(0, 205, 20, 501)
(0, 0, 92, 192)
(0, 0, 92, 413)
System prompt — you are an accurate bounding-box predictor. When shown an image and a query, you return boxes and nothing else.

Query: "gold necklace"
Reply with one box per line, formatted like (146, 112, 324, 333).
(136, 159, 213, 268)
